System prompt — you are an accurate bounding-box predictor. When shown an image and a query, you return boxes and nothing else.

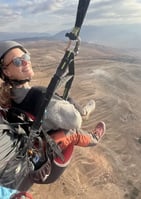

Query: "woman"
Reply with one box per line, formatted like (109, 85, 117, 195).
(0, 40, 105, 148)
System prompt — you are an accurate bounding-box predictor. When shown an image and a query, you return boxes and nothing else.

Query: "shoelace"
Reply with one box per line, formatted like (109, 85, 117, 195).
(91, 126, 103, 141)
(10, 191, 33, 199)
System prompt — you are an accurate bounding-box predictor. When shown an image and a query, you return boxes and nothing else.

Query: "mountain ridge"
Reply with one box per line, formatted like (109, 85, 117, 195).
(0, 24, 141, 49)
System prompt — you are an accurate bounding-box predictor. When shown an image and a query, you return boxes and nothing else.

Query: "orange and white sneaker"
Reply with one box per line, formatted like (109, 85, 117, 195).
(91, 121, 106, 144)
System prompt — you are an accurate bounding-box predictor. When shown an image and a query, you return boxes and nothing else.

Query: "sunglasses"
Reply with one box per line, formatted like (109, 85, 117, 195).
(5, 53, 31, 67)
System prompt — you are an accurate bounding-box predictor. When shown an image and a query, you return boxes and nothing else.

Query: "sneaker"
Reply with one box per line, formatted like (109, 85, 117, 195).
(10, 191, 33, 199)
(68, 98, 96, 120)
(91, 121, 106, 143)
(82, 100, 96, 120)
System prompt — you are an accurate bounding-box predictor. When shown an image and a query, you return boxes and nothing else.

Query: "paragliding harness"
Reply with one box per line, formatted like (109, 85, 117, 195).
(0, 0, 91, 194)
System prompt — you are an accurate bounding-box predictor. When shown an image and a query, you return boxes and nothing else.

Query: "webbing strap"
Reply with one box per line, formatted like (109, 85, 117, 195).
(75, 0, 91, 28)
(66, 0, 91, 40)
(62, 54, 74, 99)
(0, 124, 13, 130)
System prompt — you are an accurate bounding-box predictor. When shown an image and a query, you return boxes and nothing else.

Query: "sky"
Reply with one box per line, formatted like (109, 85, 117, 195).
(0, 0, 141, 34)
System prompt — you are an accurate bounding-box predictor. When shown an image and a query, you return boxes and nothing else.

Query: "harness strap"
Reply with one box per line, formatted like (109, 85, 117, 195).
(0, 124, 14, 130)
(66, 0, 91, 40)
(75, 0, 91, 28)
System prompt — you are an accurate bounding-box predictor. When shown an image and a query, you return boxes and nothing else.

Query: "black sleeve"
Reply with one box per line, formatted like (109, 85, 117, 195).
(12, 86, 46, 117)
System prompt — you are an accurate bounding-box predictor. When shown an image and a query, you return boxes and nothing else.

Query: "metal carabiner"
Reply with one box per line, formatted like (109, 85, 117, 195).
(65, 36, 81, 56)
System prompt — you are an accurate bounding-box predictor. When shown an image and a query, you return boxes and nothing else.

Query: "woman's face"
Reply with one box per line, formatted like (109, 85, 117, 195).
(3, 48, 34, 81)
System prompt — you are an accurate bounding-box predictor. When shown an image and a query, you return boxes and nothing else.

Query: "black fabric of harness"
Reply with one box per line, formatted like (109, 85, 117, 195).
(75, 0, 91, 28)
(65, 0, 91, 40)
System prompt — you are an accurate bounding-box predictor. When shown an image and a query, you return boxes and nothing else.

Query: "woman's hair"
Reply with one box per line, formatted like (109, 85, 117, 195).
(0, 81, 12, 108)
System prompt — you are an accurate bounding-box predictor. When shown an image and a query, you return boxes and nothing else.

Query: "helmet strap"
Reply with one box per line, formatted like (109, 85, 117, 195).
(8, 78, 30, 86)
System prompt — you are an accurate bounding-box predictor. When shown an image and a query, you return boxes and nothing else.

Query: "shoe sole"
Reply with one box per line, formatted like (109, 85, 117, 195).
(94, 121, 106, 141)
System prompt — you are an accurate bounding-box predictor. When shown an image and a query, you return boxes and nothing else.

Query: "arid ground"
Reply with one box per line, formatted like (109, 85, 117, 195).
(20, 40, 141, 199)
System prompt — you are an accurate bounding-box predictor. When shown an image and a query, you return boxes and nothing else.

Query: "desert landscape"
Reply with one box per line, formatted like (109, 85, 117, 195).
(19, 40, 141, 199)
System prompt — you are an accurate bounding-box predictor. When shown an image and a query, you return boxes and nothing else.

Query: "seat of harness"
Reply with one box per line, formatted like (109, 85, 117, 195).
(5, 107, 59, 136)
(5, 107, 33, 136)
